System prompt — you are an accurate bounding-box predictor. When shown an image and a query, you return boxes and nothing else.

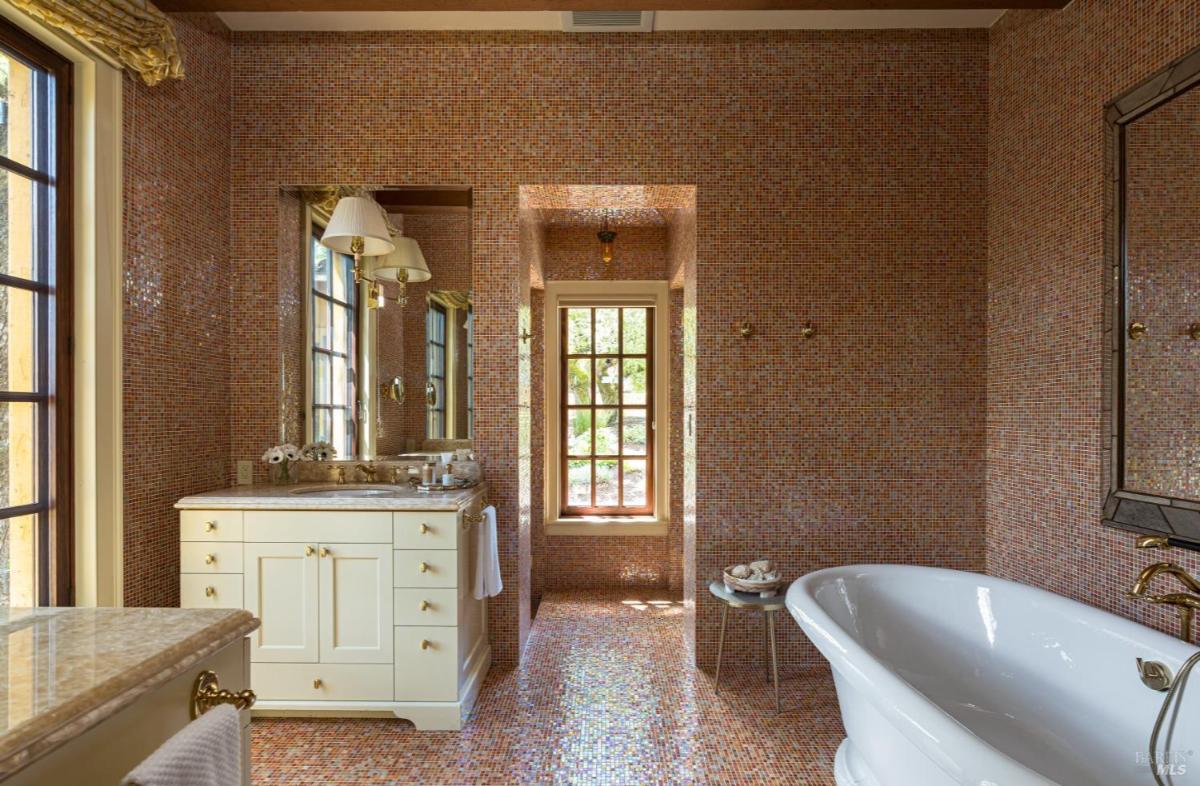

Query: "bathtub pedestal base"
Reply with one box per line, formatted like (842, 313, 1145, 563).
(834, 739, 881, 786)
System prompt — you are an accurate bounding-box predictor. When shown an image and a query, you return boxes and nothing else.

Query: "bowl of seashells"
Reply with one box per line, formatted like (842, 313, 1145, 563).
(723, 559, 783, 597)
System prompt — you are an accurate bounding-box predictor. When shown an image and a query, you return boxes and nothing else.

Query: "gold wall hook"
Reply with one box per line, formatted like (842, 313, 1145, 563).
(800, 322, 816, 340)
(1189, 322, 1200, 340)
(191, 670, 256, 719)
(737, 320, 753, 338)
(1129, 321, 1148, 340)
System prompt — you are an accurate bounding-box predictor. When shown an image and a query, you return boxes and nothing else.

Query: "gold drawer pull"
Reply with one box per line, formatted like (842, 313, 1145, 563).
(205, 521, 217, 533)
(305, 545, 315, 557)
(190, 670, 256, 719)
(204, 586, 216, 598)
(320, 547, 330, 558)
(420, 600, 430, 611)
(418, 562, 429, 573)
(312, 678, 323, 689)
(420, 639, 432, 650)
(420, 523, 430, 534)
(204, 553, 216, 565)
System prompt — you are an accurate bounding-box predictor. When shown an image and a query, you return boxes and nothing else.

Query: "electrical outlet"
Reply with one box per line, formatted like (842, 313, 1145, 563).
(236, 460, 254, 485)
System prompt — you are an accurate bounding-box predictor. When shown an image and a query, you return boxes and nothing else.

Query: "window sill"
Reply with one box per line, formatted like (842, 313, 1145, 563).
(545, 517, 668, 537)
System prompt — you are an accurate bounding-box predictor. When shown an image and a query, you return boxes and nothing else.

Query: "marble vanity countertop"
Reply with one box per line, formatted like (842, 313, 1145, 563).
(175, 482, 487, 511)
(0, 606, 258, 778)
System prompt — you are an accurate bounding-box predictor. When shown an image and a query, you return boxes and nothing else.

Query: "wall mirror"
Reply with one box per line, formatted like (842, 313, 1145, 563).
(1103, 47, 1200, 545)
(282, 185, 473, 462)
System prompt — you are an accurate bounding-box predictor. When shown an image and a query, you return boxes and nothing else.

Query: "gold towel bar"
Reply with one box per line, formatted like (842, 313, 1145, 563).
(191, 670, 256, 719)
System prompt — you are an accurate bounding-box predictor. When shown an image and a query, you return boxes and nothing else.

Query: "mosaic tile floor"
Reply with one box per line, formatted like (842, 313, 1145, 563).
(252, 591, 844, 785)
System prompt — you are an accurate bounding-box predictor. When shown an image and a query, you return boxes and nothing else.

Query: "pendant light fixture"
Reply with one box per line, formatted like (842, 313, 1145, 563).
(598, 210, 616, 264)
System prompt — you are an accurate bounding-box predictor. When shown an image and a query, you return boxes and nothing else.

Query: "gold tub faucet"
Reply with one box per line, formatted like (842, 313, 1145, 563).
(1127, 535, 1200, 641)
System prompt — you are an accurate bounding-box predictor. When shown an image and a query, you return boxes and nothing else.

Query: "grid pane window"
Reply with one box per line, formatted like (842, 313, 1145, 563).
(427, 303, 447, 438)
(310, 229, 357, 458)
(0, 23, 71, 606)
(560, 306, 654, 516)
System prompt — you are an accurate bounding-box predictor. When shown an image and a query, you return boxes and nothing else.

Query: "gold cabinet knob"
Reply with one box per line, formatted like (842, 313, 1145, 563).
(418, 562, 429, 573)
(419, 600, 430, 611)
(204, 586, 216, 598)
(1129, 321, 1148, 340)
(205, 521, 217, 533)
(204, 553, 216, 565)
(320, 547, 330, 558)
(305, 545, 315, 557)
(420, 639, 432, 650)
(312, 679, 322, 689)
(419, 523, 430, 534)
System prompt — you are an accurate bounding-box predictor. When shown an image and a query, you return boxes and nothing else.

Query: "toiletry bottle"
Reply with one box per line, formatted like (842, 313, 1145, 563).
(442, 462, 454, 486)
(421, 462, 435, 485)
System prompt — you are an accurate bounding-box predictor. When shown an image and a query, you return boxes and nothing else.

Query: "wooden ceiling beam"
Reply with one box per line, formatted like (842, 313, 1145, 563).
(157, 1, 1068, 12)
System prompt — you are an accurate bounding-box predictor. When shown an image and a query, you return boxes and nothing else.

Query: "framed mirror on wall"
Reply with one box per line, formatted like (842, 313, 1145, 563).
(1103, 47, 1200, 545)
(282, 185, 473, 463)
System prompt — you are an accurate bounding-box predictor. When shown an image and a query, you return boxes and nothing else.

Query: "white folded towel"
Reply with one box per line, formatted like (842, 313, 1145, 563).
(122, 704, 241, 786)
(473, 505, 502, 599)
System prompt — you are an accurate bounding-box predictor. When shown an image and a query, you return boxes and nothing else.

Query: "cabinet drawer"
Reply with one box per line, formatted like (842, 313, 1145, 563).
(252, 663, 393, 702)
(181, 573, 244, 609)
(245, 511, 391, 543)
(393, 626, 459, 702)
(181, 541, 243, 574)
(392, 512, 458, 550)
(180, 509, 244, 542)
(393, 549, 457, 588)
(393, 588, 458, 626)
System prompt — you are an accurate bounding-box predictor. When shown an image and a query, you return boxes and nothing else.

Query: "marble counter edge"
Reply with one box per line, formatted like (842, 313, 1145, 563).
(0, 610, 260, 780)
(174, 483, 487, 512)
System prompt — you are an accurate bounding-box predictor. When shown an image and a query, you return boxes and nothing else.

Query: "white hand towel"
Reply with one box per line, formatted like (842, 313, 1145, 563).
(122, 704, 241, 786)
(473, 505, 502, 599)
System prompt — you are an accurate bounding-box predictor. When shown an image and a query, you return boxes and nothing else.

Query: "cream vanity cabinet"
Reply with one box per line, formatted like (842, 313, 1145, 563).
(178, 492, 489, 730)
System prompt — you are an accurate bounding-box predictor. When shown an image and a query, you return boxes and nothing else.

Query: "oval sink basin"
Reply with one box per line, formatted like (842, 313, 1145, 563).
(290, 485, 398, 498)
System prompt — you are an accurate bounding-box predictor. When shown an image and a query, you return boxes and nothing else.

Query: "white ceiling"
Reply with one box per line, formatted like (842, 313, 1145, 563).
(219, 9, 1006, 31)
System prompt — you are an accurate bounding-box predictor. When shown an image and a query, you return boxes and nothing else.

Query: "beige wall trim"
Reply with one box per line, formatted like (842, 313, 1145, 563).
(543, 280, 670, 537)
(0, 2, 126, 606)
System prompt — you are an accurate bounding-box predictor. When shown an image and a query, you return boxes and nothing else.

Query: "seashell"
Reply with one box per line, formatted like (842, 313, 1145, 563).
(749, 559, 774, 573)
(730, 564, 751, 579)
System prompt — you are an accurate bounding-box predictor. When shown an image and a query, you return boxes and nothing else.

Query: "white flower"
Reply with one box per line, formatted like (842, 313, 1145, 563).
(282, 443, 301, 462)
(262, 446, 285, 464)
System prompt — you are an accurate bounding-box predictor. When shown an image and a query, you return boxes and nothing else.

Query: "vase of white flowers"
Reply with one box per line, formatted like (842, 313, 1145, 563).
(262, 443, 301, 485)
(300, 441, 337, 462)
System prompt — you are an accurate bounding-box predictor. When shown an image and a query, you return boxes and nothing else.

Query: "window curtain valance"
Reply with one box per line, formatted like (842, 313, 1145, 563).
(9, 0, 183, 86)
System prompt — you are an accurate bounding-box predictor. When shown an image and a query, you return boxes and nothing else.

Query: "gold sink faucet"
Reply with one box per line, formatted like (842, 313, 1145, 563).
(1128, 535, 1200, 642)
(355, 463, 377, 482)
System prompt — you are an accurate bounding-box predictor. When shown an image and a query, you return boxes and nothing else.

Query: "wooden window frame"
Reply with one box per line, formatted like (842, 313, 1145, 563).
(560, 306, 654, 516)
(0, 19, 73, 605)
(307, 223, 357, 458)
(543, 281, 669, 537)
(426, 301, 447, 439)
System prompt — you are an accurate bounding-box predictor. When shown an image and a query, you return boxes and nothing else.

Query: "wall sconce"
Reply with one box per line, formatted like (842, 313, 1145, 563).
(320, 196, 394, 284)
(369, 236, 431, 308)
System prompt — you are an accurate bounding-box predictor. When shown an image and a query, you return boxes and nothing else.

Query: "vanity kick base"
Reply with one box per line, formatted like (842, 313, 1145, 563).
(178, 492, 489, 731)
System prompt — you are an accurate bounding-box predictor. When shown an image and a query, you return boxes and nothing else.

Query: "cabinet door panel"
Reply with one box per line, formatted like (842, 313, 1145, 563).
(392, 549, 458, 589)
(319, 543, 393, 664)
(244, 543, 319, 663)
(394, 626, 459, 702)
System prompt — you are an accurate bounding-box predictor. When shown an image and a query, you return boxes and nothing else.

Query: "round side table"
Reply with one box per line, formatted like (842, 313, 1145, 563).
(708, 580, 785, 713)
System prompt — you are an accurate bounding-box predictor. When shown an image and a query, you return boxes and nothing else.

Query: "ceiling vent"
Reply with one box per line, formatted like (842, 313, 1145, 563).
(562, 11, 654, 33)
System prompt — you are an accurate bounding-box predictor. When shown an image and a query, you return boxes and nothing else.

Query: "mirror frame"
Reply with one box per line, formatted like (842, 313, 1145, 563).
(1102, 46, 1200, 545)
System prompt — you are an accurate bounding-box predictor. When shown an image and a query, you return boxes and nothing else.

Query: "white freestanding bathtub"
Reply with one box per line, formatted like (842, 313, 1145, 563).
(786, 565, 1200, 786)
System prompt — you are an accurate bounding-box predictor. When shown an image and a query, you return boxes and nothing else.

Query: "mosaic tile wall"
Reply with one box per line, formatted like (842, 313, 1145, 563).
(986, 0, 1200, 637)
(1122, 88, 1200, 501)
(227, 27, 989, 671)
(122, 14, 231, 606)
(529, 225, 681, 599)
